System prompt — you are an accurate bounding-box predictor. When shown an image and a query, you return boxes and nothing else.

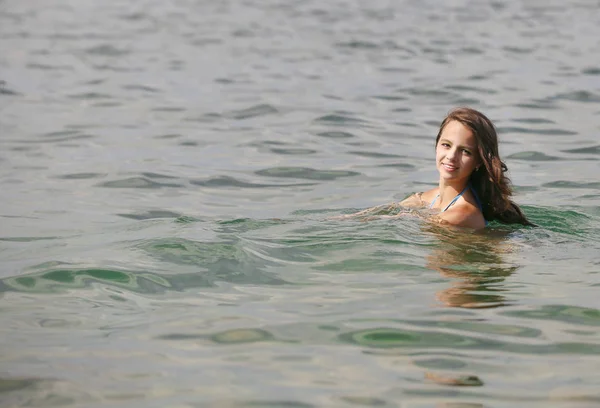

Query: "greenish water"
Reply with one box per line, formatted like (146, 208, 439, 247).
(2, 0, 600, 407)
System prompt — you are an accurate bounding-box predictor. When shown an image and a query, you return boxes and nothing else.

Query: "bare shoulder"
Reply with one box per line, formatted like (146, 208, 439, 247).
(435, 203, 486, 230)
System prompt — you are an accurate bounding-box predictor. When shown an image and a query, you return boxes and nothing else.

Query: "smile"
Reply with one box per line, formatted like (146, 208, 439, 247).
(442, 163, 458, 172)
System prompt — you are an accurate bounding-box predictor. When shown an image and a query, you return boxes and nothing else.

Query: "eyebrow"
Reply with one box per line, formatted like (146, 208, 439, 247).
(439, 138, 477, 150)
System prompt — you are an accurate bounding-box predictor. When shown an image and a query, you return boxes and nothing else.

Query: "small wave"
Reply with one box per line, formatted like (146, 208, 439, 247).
(269, 147, 317, 155)
(97, 177, 183, 189)
(55, 172, 106, 180)
(562, 145, 600, 155)
(498, 126, 577, 136)
(191, 175, 316, 188)
(506, 151, 561, 161)
(315, 131, 355, 139)
(313, 114, 368, 125)
(552, 90, 600, 103)
(542, 181, 600, 190)
(85, 44, 130, 56)
(255, 167, 360, 180)
(116, 210, 183, 221)
(226, 104, 278, 120)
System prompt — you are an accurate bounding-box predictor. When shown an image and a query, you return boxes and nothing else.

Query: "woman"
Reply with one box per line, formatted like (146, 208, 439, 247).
(343, 107, 533, 229)
(400, 107, 533, 228)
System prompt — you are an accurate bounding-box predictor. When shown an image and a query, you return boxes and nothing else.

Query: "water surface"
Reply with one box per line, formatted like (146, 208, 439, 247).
(1, 0, 600, 407)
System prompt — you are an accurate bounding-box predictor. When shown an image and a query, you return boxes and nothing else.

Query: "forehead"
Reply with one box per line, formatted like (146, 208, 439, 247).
(439, 120, 477, 146)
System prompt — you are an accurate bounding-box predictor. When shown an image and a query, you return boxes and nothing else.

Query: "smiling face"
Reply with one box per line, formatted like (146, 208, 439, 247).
(435, 120, 480, 184)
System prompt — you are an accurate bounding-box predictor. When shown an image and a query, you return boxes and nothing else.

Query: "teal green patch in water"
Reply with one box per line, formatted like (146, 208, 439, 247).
(0, 377, 42, 393)
(210, 328, 274, 345)
(339, 396, 389, 406)
(2, 267, 174, 294)
(339, 328, 483, 349)
(502, 305, 600, 327)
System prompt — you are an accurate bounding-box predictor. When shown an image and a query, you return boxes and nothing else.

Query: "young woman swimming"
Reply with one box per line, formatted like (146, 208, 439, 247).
(342, 107, 533, 229)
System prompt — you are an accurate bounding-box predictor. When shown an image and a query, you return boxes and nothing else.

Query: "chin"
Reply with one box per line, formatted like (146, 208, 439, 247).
(440, 172, 468, 182)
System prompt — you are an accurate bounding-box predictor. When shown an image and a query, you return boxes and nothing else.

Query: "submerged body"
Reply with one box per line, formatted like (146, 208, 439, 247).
(399, 186, 486, 230)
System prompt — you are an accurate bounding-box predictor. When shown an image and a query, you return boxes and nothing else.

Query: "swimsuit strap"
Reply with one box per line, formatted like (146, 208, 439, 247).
(429, 185, 469, 212)
(430, 184, 489, 227)
(469, 186, 489, 226)
(470, 186, 483, 212)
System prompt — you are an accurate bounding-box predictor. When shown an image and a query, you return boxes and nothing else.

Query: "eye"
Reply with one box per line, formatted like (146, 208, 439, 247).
(441, 143, 451, 148)
(462, 149, 472, 156)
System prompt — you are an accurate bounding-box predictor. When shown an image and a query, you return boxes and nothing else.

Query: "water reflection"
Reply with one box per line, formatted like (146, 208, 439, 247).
(424, 226, 518, 309)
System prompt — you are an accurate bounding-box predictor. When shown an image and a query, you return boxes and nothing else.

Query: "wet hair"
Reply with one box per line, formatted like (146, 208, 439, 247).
(435, 107, 534, 226)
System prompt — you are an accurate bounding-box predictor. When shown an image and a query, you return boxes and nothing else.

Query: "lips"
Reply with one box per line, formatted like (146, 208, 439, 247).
(442, 163, 458, 172)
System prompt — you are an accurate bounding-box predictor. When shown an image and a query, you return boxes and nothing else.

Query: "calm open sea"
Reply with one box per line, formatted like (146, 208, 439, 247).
(1, 0, 600, 407)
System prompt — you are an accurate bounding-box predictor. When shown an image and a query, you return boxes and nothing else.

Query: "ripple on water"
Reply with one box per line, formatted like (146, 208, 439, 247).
(347, 151, 405, 159)
(335, 40, 403, 51)
(552, 90, 600, 103)
(542, 181, 600, 190)
(116, 210, 183, 220)
(1, 267, 170, 294)
(315, 131, 355, 139)
(0, 80, 19, 95)
(67, 92, 113, 100)
(371, 93, 409, 102)
(515, 99, 559, 110)
(121, 84, 161, 93)
(377, 163, 416, 170)
(210, 328, 274, 344)
(20, 130, 95, 144)
(0, 377, 44, 393)
(97, 177, 184, 189)
(501, 305, 600, 327)
(497, 126, 577, 136)
(445, 84, 498, 95)
(137, 238, 290, 285)
(512, 117, 556, 124)
(55, 172, 106, 180)
(524, 207, 592, 237)
(269, 147, 317, 155)
(84, 44, 130, 56)
(582, 67, 600, 75)
(191, 175, 317, 188)
(255, 167, 360, 180)
(339, 327, 488, 349)
(313, 113, 369, 126)
(506, 151, 562, 161)
(26, 63, 72, 71)
(226, 104, 278, 120)
(1, 251, 290, 293)
(233, 401, 315, 408)
(339, 396, 391, 406)
(339, 327, 600, 355)
(562, 145, 600, 155)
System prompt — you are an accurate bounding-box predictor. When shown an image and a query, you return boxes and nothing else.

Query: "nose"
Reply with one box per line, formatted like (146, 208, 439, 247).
(446, 147, 457, 161)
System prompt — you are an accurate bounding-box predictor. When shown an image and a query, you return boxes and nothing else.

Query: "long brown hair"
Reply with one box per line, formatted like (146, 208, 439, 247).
(435, 107, 534, 226)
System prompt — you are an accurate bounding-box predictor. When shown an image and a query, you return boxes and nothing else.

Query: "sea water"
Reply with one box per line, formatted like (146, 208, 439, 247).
(1, 0, 600, 407)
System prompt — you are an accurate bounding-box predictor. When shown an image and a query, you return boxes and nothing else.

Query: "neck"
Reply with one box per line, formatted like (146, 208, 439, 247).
(437, 179, 469, 204)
